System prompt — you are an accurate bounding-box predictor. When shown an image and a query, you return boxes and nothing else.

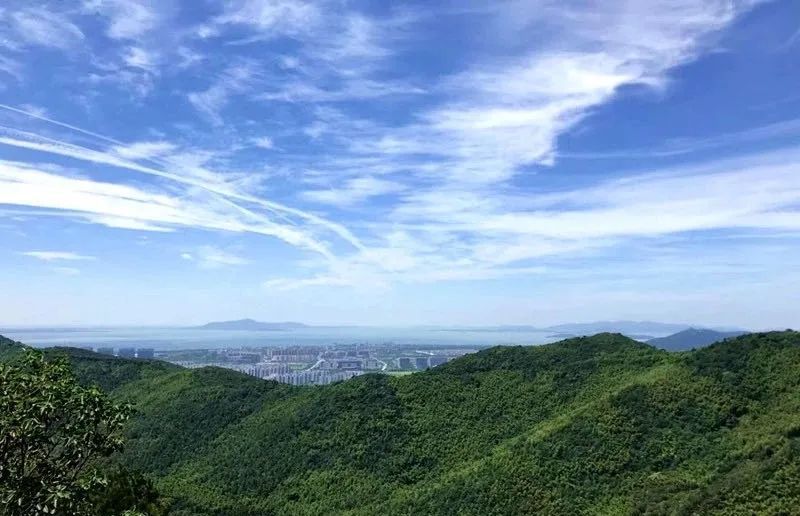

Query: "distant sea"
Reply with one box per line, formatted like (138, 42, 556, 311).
(0, 326, 559, 351)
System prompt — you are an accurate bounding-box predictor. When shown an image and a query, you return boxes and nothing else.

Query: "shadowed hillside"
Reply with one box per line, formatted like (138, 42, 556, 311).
(0, 334, 24, 361)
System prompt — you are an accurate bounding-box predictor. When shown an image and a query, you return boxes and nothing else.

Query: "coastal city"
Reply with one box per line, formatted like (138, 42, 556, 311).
(90, 343, 482, 385)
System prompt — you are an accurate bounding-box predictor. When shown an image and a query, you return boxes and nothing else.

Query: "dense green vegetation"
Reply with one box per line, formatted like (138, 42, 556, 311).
(2, 331, 799, 515)
(0, 350, 137, 515)
(0, 335, 24, 362)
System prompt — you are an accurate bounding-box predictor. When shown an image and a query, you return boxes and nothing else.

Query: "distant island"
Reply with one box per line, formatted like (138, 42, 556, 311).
(548, 331, 653, 341)
(197, 319, 309, 331)
(546, 332, 577, 339)
(648, 328, 749, 351)
(435, 321, 738, 339)
(193, 320, 745, 338)
(435, 321, 691, 335)
(543, 320, 694, 336)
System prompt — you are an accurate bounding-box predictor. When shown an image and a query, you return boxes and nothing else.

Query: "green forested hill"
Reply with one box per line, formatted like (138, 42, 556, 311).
(2, 332, 799, 515)
(0, 334, 24, 361)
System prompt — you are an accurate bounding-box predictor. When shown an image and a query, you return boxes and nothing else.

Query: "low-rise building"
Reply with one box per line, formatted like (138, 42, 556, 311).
(336, 359, 363, 370)
(429, 356, 448, 367)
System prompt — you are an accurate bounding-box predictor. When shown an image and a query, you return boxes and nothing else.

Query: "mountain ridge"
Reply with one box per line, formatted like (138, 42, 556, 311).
(648, 327, 749, 351)
(2, 330, 798, 515)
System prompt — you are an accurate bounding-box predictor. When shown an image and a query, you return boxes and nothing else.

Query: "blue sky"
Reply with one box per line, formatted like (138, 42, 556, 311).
(0, 0, 799, 328)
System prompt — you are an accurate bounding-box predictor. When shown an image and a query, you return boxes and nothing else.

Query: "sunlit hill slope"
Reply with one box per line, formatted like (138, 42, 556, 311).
(2, 331, 799, 515)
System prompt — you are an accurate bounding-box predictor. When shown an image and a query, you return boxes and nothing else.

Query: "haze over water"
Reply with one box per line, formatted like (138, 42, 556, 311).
(0, 326, 562, 351)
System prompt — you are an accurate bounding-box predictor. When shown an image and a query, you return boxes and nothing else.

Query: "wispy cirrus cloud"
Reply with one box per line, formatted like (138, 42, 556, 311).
(204, 0, 421, 109)
(82, 0, 160, 40)
(560, 118, 800, 160)
(245, 0, 780, 290)
(111, 140, 177, 160)
(181, 246, 250, 269)
(266, 146, 800, 289)
(330, 1, 764, 186)
(302, 176, 405, 208)
(122, 46, 157, 72)
(211, 0, 322, 38)
(0, 55, 22, 81)
(0, 0, 792, 309)
(0, 118, 363, 252)
(22, 251, 96, 261)
(249, 136, 273, 149)
(1, 7, 85, 50)
(0, 157, 351, 257)
(16, 104, 48, 118)
(0, 6, 85, 81)
(187, 61, 260, 125)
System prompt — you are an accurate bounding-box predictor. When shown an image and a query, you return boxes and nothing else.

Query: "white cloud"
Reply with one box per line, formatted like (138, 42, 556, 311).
(176, 46, 204, 68)
(0, 0, 786, 304)
(17, 104, 48, 118)
(112, 141, 177, 160)
(213, 0, 322, 38)
(560, 118, 800, 160)
(215, 2, 417, 105)
(0, 55, 21, 81)
(244, 0, 772, 290)
(258, 79, 424, 103)
(0, 159, 340, 256)
(23, 251, 96, 261)
(350, 1, 758, 185)
(193, 246, 250, 269)
(0, 124, 363, 251)
(268, 146, 800, 289)
(0, 6, 83, 82)
(187, 62, 258, 125)
(123, 46, 157, 71)
(0, 117, 373, 258)
(4, 8, 84, 50)
(77, 2, 174, 97)
(84, 0, 158, 40)
(250, 136, 273, 149)
(303, 176, 405, 207)
(86, 45, 161, 97)
(89, 215, 174, 232)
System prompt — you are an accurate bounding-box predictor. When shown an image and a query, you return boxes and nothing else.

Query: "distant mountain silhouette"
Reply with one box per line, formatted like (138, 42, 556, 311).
(648, 328, 749, 351)
(197, 319, 308, 331)
(544, 320, 692, 336)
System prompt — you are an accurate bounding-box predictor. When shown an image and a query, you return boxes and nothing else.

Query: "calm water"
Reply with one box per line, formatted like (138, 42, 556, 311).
(0, 326, 558, 351)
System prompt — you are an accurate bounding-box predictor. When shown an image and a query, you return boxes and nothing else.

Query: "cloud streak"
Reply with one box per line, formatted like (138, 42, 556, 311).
(0, 159, 345, 257)
(22, 251, 96, 261)
(267, 146, 800, 288)
(0, 114, 364, 255)
(0, 0, 791, 305)
(182, 246, 250, 269)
